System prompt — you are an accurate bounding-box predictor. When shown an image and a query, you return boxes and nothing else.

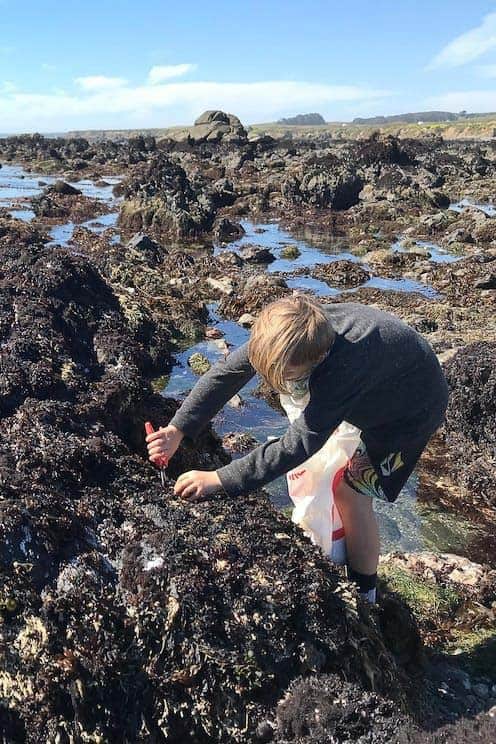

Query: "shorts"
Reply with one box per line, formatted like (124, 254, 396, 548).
(342, 416, 445, 503)
(342, 438, 424, 502)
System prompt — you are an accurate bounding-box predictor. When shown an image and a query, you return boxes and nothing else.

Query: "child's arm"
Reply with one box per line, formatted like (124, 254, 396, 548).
(169, 342, 256, 439)
(174, 379, 352, 500)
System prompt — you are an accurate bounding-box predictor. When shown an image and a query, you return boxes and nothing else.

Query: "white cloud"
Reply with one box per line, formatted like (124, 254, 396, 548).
(75, 75, 128, 91)
(424, 89, 496, 112)
(148, 64, 196, 84)
(475, 63, 496, 78)
(0, 76, 393, 133)
(1, 81, 17, 93)
(427, 12, 496, 69)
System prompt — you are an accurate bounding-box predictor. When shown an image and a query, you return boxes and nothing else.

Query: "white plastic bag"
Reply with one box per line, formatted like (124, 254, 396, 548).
(279, 391, 361, 559)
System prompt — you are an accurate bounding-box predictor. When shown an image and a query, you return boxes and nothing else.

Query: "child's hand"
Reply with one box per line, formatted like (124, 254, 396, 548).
(174, 470, 222, 501)
(146, 424, 183, 464)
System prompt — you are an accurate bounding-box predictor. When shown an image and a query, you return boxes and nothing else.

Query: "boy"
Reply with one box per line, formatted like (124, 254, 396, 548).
(146, 296, 449, 602)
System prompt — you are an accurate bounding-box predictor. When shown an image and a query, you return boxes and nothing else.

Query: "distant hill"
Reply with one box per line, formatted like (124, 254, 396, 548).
(277, 113, 326, 125)
(352, 111, 460, 125)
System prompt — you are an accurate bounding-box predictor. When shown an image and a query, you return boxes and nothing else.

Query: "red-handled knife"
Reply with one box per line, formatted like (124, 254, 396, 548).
(145, 421, 169, 487)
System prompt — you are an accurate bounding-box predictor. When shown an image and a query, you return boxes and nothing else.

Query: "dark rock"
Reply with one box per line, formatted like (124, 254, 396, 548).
(31, 185, 107, 222)
(218, 274, 289, 318)
(354, 133, 416, 167)
(445, 228, 474, 245)
(210, 177, 238, 208)
(312, 259, 370, 288)
(216, 250, 244, 269)
(214, 217, 245, 243)
(119, 153, 216, 239)
(239, 245, 276, 263)
(298, 167, 363, 210)
(428, 190, 451, 209)
(474, 273, 496, 289)
(275, 674, 414, 743)
(49, 179, 82, 196)
(444, 342, 496, 452)
(440, 342, 496, 517)
(125, 232, 165, 265)
(255, 720, 275, 741)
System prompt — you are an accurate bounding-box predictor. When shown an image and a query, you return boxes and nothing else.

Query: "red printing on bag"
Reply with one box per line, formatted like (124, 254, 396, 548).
(288, 469, 306, 481)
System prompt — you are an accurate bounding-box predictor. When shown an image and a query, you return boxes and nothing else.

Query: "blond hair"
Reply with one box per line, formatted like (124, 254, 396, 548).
(248, 295, 335, 393)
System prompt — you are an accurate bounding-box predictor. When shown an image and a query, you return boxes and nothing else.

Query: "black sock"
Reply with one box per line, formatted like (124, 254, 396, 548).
(346, 567, 377, 594)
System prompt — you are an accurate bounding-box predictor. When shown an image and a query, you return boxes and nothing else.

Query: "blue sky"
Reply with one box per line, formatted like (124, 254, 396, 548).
(3, 0, 496, 132)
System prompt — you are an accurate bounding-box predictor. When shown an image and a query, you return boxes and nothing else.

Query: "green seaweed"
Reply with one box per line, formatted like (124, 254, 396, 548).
(379, 565, 461, 618)
(280, 244, 301, 259)
(447, 627, 496, 680)
(188, 352, 211, 375)
(151, 374, 170, 393)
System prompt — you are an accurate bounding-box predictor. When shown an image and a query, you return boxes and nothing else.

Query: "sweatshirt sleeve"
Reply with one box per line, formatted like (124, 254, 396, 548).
(169, 342, 256, 440)
(217, 384, 349, 497)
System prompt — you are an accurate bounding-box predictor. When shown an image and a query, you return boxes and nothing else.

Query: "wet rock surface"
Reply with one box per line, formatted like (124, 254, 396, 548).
(310, 259, 371, 288)
(436, 343, 496, 521)
(118, 152, 218, 240)
(31, 186, 109, 222)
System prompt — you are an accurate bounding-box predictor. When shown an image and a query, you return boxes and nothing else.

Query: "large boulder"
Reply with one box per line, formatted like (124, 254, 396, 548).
(353, 133, 416, 167)
(282, 166, 363, 210)
(441, 342, 496, 516)
(165, 110, 248, 145)
(118, 153, 217, 239)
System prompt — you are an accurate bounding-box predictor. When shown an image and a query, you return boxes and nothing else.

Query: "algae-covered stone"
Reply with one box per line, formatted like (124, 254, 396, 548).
(379, 551, 496, 686)
(222, 431, 258, 454)
(188, 352, 211, 375)
(151, 374, 170, 393)
(280, 244, 301, 259)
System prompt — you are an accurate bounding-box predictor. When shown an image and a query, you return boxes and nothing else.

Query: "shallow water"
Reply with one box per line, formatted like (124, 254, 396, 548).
(286, 276, 341, 296)
(0, 163, 121, 245)
(450, 197, 496, 217)
(393, 238, 463, 265)
(216, 220, 445, 298)
(49, 221, 76, 244)
(49, 211, 120, 245)
(162, 305, 289, 503)
(214, 220, 360, 273)
(9, 208, 36, 222)
(0, 164, 54, 205)
(364, 275, 438, 298)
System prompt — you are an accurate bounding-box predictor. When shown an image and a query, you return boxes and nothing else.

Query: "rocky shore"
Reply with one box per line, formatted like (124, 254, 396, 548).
(0, 113, 495, 742)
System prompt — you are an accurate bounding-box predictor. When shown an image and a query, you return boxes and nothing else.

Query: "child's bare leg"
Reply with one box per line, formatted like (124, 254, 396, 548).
(334, 479, 380, 593)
